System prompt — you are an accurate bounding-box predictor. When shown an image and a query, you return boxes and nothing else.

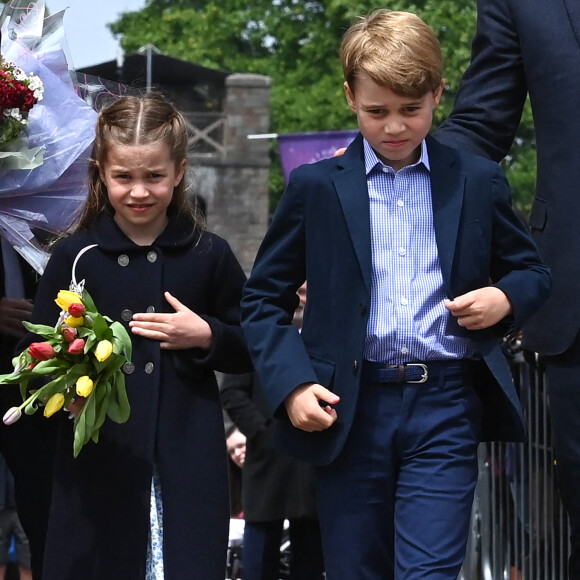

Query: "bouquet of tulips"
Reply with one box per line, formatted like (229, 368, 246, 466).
(0, 288, 133, 457)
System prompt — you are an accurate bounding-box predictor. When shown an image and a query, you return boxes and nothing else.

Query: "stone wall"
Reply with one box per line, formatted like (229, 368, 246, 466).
(189, 73, 272, 274)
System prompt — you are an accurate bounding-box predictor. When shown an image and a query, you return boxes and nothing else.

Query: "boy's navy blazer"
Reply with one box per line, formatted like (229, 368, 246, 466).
(241, 133, 551, 466)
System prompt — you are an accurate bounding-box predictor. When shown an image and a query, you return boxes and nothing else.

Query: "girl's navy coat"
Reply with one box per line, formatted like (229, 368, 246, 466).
(29, 212, 252, 579)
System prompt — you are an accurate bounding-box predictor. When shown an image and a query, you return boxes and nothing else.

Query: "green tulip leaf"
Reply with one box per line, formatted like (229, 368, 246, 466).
(107, 372, 130, 424)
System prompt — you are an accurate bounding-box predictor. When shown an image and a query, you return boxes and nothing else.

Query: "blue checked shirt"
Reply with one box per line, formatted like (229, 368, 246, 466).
(363, 139, 476, 364)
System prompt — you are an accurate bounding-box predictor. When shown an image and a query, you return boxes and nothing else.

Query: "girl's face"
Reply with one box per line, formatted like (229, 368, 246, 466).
(99, 142, 186, 245)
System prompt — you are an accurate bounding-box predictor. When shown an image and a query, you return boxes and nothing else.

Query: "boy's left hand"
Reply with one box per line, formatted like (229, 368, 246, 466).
(445, 287, 512, 330)
(129, 291, 213, 350)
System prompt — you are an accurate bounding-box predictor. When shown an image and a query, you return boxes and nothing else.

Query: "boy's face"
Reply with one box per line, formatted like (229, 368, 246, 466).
(344, 74, 443, 171)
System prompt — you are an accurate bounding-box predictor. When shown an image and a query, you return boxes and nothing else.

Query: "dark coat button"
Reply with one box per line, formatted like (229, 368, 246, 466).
(146, 306, 155, 313)
(147, 251, 158, 263)
(360, 304, 368, 316)
(144, 362, 154, 374)
(121, 309, 133, 321)
(118, 254, 129, 267)
(352, 360, 359, 370)
(122, 362, 135, 374)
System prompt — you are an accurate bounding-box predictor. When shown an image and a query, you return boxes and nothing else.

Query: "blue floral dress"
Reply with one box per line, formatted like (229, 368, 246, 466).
(146, 467, 164, 579)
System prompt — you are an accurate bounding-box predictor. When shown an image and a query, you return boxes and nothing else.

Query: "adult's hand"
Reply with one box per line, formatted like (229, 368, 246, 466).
(0, 297, 33, 339)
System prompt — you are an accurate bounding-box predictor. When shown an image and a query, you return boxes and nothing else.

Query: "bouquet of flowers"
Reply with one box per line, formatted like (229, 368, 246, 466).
(0, 1, 98, 274)
(0, 288, 133, 457)
(0, 55, 44, 168)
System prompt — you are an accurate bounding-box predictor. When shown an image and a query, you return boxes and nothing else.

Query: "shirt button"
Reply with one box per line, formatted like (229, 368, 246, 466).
(382, 166, 389, 173)
(118, 254, 129, 267)
(398, 247, 406, 256)
(121, 309, 133, 321)
(146, 306, 156, 313)
(147, 251, 158, 263)
(400, 297, 408, 306)
(122, 362, 135, 374)
(145, 362, 154, 374)
(401, 347, 409, 355)
(397, 199, 404, 207)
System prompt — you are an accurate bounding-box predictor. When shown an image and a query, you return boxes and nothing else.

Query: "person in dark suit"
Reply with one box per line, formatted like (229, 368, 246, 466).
(435, 1, 580, 576)
(221, 284, 324, 580)
(241, 9, 551, 579)
(0, 244, 56, 579)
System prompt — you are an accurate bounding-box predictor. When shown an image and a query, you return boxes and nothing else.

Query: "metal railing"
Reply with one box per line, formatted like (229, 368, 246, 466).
(461, 352, 570, 580)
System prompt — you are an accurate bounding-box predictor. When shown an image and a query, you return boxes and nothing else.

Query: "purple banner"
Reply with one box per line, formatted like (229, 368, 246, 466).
(278, 130, 359, 183)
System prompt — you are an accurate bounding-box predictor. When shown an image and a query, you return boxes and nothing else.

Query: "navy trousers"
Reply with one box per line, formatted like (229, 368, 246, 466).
(315, 366, 482, 580)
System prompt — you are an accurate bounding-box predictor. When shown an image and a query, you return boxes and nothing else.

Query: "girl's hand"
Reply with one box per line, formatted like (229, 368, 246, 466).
(129, 292, 213, 350)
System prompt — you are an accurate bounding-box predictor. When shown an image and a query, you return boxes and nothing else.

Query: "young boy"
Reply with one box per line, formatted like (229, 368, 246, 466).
(241, 10, 551, 579)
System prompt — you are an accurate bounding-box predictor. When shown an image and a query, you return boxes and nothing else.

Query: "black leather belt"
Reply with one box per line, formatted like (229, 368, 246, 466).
(361, 359, 473, 384)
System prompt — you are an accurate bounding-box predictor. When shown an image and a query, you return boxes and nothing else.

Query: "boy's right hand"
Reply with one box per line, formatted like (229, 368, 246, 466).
(284, 383, 340, 432)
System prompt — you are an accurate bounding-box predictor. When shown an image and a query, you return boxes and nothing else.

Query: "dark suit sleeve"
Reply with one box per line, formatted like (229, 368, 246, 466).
(436, 0, 527, 160)
(220, 372, 268, 440)
(241, 169, 319, 415)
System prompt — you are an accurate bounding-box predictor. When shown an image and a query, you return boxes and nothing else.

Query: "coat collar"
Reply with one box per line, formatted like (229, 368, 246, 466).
(92, 211, 203, 252)
(331, 133, 465, 294)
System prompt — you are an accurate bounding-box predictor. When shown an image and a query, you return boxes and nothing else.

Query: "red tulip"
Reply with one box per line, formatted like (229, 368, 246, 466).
(67, 338, 86, 355)
(61, 327, 77, 342)
(68, 303, 85, 317)
(28, 342, 55, 361)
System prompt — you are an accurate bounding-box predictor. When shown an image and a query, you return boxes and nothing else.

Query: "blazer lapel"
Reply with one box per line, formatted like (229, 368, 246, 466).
(427, 136, 465, 296)
(563, 0, 580, 52)
(332, 135, 373, 292)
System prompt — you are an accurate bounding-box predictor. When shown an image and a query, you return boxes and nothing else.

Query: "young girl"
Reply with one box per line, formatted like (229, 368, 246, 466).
(25, 93, 252, 579)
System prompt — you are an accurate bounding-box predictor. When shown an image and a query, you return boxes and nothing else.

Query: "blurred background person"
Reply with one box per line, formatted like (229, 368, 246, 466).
(0, 454, 31, 580)
(0, 242, 57, 579)
(221, 283, 324, 580)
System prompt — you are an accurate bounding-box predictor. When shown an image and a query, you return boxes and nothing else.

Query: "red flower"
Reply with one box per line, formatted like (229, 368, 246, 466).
(67, 338, 86, 355)
(68, 303, 85, 317)
(28, 342, 56, 361)
(61, 327, 77, 342)
(0, 78, 36, 112)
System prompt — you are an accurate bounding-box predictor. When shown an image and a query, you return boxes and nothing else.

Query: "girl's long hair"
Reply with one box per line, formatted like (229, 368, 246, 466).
(74, 92, 202, 232)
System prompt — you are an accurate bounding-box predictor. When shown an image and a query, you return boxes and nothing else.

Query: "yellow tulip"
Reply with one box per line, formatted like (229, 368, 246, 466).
(76, 376, 94, 398)
(94, 340, 113, 362)
(65, 315, 84, 328)
(44, 393, 65, 418)
(55, 290, 82, 311)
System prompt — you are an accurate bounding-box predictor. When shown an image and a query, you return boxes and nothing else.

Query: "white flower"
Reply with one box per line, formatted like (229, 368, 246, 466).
(3, 407, 22, 425)
(11, 65, 26, 81)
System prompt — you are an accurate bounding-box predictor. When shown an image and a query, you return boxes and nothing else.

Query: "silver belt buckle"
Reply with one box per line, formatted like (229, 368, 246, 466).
(406, 363, 428, 383)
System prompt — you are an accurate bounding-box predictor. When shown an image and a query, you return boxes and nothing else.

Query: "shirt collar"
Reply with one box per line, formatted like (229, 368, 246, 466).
(363, 138, 430, 175)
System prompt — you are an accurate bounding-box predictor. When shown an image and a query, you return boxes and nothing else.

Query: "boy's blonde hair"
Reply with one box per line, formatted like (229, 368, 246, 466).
(341, 10, 443, 98)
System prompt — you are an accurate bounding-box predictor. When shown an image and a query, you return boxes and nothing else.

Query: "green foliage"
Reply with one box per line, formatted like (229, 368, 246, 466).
(111, 0, 536, 213)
